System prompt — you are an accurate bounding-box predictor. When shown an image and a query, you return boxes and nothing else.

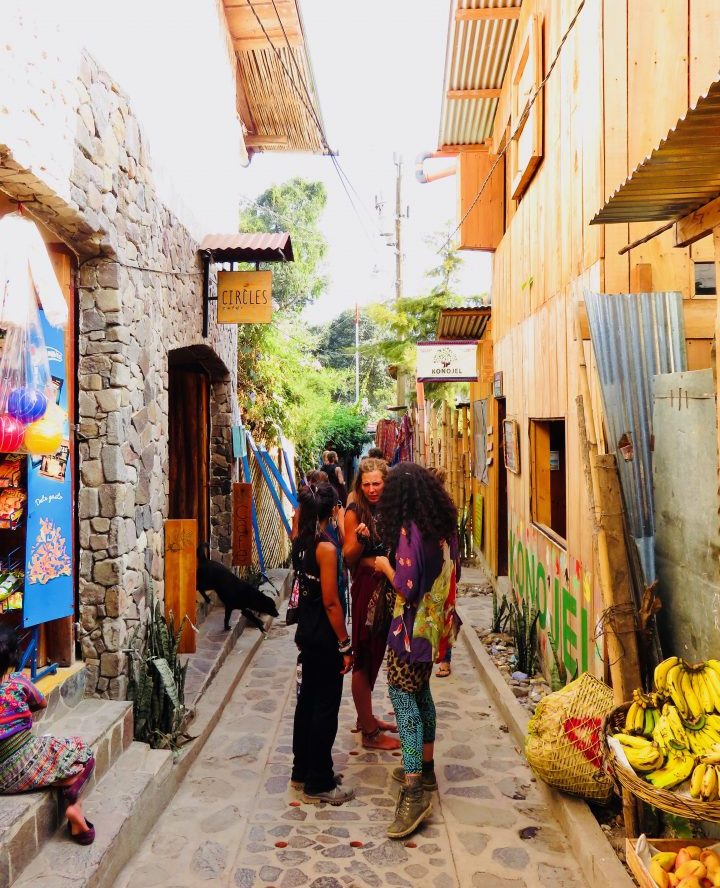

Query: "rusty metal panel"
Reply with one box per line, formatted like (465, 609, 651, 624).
(200, 232, 294, 262)
(439, 0, 521, 147)
(437, 306, 491, 339)
(584, 291, 687, 582)
(593, 78, 720, 223)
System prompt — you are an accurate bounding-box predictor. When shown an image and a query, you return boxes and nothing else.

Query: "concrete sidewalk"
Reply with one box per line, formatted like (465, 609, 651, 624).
(117, 619, 587, 887)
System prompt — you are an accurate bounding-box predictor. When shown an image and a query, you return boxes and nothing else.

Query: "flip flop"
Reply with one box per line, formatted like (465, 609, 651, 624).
(436, 663, 451, 678)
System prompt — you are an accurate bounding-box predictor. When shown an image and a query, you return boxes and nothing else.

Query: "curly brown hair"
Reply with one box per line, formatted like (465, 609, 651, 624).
(351, 457, 388, 528)
(377, 462, 457, 549)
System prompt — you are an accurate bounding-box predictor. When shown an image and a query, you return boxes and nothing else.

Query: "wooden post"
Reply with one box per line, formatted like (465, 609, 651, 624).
(450, 408, 461, 507)
(574, 308, 641, 837)
(442, 401, 451, 478)
(429, 402, 438, 467)
(416, 381, 427, 466)
(164, 519, 198, 654)
(232, 483, 253, 567)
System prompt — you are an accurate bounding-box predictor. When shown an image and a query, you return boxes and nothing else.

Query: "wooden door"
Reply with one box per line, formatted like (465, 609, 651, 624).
(168, 366, 210, 546)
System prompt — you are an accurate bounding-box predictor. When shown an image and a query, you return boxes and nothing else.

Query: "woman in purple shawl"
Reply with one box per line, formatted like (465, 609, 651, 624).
(374, 463, 460, 840)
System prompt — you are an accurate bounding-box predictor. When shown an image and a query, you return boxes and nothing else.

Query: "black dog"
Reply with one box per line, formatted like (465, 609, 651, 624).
(196, 543, 279, 631)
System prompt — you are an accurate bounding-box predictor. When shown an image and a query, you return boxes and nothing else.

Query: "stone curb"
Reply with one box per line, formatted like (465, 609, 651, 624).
(457, 603, 635, 888)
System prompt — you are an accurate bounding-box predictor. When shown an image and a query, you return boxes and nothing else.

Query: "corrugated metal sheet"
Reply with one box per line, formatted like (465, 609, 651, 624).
(584, 291, 687, 583)
(592, 78, 720, 224)
(200, 232, 294, 262)
(437, 306, 491, 339)
(439, 0, 521, 147)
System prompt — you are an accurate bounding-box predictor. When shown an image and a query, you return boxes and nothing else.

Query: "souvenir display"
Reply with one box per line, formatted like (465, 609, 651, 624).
(23, 417, 63, 457)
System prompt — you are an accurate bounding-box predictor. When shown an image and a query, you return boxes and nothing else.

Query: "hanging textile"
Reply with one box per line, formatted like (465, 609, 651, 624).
(395, 413, 414, 464)
(375, 418, 398, 463)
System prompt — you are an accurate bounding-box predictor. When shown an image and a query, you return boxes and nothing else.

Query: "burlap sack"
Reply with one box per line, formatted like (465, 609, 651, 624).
(525, 672, 614, 802)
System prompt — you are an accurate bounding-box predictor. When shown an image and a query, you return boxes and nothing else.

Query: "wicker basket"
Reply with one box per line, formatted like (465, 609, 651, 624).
(603, 702, 720, 822)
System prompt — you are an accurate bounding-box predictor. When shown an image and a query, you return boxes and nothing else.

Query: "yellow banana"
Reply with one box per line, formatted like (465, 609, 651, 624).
(702, 749, 720, 764)
(643, 708, 655, 737)
(701, 761, 719, 801)
(704, 667, 720, 711)
(625, 702, 639, 733)
(665, 705, 690, 749)
(646, 753, 694, 790)
(691, 762, 707, 798)
(614, 732, 655, 749)
(654, 656, 681, 694)
(667, 665, 691, 719)
(694, 671, 714, 713)
(682, 671, 703, 719)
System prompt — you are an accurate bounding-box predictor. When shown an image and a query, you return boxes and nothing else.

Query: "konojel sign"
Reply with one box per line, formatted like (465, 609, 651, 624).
(416, 341, 479, 382)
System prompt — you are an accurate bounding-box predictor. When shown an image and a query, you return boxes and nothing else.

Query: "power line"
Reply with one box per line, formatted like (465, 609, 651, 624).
(439, 0, 586, 253)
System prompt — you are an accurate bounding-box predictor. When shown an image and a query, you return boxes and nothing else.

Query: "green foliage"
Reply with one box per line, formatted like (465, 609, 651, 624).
(492, 588, 511, 634)
(508, 596, 540, 676)
(239, 178, 328, 314)
(320, 405, 369, 457)
(125, 589, 190, 752)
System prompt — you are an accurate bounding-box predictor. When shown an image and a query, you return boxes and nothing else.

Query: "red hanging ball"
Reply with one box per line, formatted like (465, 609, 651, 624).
(0, 414, 25, 453)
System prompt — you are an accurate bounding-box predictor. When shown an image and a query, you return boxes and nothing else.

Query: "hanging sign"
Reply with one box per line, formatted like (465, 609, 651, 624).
(217, 270, 272, 324)
(23, 311, 73, 627)
(416, 340, 479, 382)
(232, 482, 254, 566)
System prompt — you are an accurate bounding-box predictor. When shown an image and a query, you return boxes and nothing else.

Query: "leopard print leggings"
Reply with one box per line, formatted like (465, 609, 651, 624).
(388, 682, 437, 774)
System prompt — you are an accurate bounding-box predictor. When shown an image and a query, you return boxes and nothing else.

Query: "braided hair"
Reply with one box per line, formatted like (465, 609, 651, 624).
(292, 483, 337, 574)
(377, 462, 457, 550)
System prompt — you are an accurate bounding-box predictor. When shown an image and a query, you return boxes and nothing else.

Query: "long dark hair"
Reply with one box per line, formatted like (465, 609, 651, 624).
(292, 483, 337, 574)
(377, 462, 457, 549)
(351, 457, 388, 529)
(0, 625, 19, 678)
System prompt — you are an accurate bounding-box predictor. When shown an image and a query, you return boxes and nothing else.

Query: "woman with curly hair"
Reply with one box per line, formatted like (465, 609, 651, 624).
(374, 462, 460, 839)
(291, 483, 355, 805)
(343, 458, 400, 751)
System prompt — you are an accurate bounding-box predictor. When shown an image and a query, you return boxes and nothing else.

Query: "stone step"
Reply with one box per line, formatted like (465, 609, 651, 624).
(12, 741, 173, 888)
(0, 698, 133, 887)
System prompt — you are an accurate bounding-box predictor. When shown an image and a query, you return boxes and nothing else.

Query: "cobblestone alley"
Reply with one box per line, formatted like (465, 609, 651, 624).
(117, 610, 586, 888)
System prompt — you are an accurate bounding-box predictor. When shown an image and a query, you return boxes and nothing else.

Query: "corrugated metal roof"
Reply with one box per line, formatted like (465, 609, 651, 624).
(437, 306, 491, 339)
(438, 0, 522, 147)
(200, 232, 294, 262)
(584, 291, 687, 583)
(592, 78, 720, 224)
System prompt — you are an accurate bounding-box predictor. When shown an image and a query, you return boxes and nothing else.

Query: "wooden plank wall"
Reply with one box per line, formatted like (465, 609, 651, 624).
(482, 0, 720, 679)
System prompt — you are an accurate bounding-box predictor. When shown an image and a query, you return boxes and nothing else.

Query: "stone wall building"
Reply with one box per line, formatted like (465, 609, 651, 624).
(0, 1, 324, 697)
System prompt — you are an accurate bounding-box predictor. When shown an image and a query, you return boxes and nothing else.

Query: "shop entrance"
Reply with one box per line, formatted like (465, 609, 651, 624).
(168, 360, 211, 546)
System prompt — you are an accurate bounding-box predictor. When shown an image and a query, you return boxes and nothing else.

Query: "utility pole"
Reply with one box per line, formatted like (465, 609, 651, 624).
(354, 303, 360, 404)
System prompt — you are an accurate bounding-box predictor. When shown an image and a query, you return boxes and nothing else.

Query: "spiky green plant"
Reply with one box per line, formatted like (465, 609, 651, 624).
(491, 587, 511, 633)
(508, 596, 540, 676)
(125, 588, 190, 752)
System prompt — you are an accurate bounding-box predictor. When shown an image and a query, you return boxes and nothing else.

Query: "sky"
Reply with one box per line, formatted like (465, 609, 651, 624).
(238, 0, 493, 325)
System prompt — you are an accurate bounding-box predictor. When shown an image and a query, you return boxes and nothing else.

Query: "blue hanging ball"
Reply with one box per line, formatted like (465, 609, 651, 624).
(7, 387, 48, 423)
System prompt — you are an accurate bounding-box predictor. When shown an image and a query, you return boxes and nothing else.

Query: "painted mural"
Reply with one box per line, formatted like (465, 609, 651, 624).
(508, 519, 603, 681)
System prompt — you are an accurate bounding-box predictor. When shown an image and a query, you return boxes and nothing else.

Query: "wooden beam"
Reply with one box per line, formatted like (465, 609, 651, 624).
(577, 297, 716, 341)
(675, 195, 720, 247)
(447, 88, 502, 100)
(233, 32, 302, 52)
(437, 143, 490, 155)
(244, 134, 290, 147)
(455, 7, 521, 20)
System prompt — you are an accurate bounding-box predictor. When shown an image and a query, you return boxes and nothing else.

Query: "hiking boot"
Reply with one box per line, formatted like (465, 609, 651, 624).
(291, 773, 343, 791)
(302, 785, 355, 806)
(387, 784, 432, 839)
(391, 765, 437, 791)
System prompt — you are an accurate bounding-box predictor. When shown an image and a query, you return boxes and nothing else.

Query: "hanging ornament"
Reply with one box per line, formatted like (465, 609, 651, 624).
(7, 387, 47, 423)
(24, 417, 62, 456)
(0, 414, 25, 453)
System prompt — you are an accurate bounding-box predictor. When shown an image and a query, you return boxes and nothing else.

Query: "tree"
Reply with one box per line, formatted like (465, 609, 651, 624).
(239, 178, 328, 314)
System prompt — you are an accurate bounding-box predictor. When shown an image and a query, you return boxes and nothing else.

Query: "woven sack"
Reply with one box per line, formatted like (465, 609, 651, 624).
(525, 672, 614, 802)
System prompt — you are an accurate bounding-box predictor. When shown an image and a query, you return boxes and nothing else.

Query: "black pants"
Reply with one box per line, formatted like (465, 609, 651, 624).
(292, 649, 343, 793)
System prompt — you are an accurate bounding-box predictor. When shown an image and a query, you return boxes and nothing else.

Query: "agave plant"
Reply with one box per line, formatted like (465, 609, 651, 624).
(125, 588, 190, 752)
(508, 595, 540, 677)
(491, 587, 511, 633)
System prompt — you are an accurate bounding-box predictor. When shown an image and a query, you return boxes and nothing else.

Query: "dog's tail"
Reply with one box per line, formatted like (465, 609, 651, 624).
(197, 541, 211, 563)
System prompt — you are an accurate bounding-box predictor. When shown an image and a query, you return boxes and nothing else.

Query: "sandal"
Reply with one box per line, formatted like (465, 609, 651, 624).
(361, 728, 401, 751)
(67, 819, 95, 846)
(436, 663, 451, 678)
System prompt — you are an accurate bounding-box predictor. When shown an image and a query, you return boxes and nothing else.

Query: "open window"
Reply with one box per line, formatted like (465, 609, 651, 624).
(509, 14, 543, 200)
(530, 419, 566, 542)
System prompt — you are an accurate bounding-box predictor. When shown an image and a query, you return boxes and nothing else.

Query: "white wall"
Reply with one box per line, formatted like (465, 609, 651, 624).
(0, 0, 246, 240)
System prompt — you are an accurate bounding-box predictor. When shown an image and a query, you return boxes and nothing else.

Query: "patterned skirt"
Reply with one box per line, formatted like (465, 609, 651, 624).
(387, 649, 433, 694)
(0, 730, 93, 793)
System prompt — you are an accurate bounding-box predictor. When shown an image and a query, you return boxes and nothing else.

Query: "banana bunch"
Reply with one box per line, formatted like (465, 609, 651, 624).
(645, 751, 695, 790)
(613, 733, 665, 773)
(624, 700, 659, 736)
(654, 657, 720, 717)
(689, 760, 720, 801)
(653, 704, 690, 754)
(684, 716, 720, 757)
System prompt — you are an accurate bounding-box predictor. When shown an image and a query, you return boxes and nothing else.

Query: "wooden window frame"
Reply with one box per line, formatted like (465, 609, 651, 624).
(509, 14, 543, 200)
(529, 418, 567, 546)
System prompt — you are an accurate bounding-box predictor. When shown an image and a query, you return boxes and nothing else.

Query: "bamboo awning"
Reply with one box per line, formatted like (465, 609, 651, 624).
(438, 0, 521, 150)
(592, 77, 720, 224)
(437, 306, 491, 340)
(222, 0, 326, 155)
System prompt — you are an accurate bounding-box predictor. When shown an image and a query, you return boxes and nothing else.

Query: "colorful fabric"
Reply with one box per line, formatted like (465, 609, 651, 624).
(388, 680, 437, 774)
(0, 673, 45, 741)
(0, 729, 92, 792)
(387, 523, 459, 664)
(387, 648, 432, 693)
(375, 419, 398, 463)
(350, 563, 389, 689)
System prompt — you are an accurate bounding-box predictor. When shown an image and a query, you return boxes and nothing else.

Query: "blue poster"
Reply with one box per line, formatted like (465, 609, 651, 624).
(23, 312, 73, 628)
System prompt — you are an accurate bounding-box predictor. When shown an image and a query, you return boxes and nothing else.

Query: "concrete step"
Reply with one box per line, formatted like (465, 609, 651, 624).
(12, 741, 173, 888)
(0, 698, 132, 887)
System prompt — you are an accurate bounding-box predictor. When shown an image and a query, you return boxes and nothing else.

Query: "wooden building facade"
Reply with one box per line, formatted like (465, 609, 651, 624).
(438, 0, 720, 679)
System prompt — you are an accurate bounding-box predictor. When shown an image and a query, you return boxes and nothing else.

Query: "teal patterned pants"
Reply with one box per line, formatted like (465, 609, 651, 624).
(388, 684, 437, 774)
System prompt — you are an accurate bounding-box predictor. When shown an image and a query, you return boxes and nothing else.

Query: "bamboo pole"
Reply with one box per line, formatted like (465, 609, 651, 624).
(416, 382, 427, 466)
(573, 307, 641, 837)
(429, 402, 438, 468)
(443, 401, 451, 479)
(452, 409, 461, 507)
